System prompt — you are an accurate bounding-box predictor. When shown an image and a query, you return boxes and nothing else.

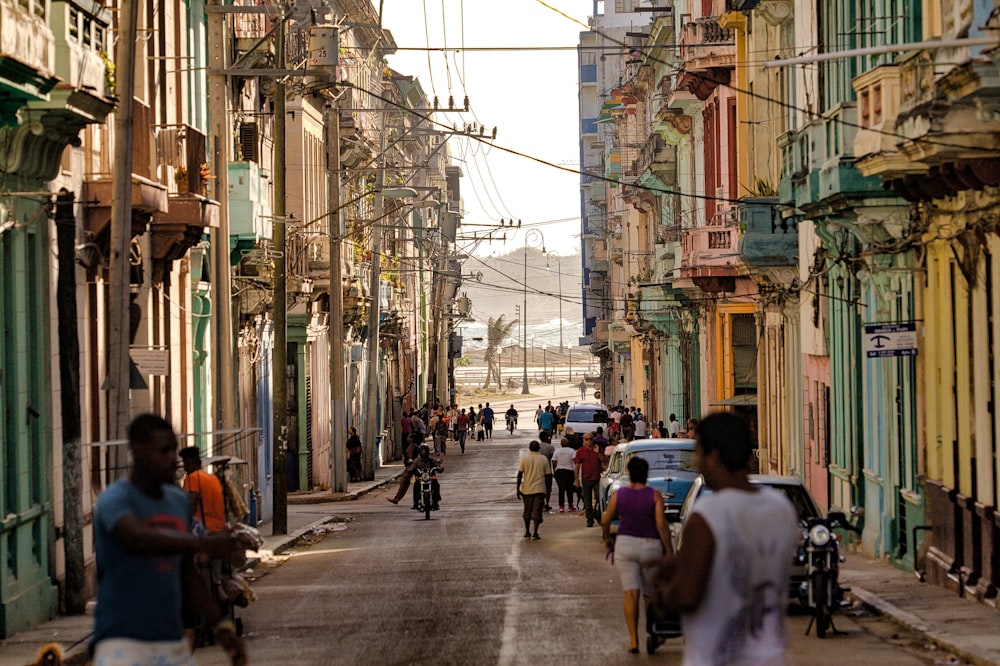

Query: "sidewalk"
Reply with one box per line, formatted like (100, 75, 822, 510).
(0, 463, 404, 666)
(840, 555, 1000, 665)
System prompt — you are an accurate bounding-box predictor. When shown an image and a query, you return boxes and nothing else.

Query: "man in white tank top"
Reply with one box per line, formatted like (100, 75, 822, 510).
(654, 412, 799, 666)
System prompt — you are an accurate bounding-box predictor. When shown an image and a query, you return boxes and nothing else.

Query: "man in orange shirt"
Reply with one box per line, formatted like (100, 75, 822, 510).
(180, 447, 226, 532)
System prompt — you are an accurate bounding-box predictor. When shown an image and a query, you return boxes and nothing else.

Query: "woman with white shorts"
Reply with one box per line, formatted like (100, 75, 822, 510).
(601, 456, 675, 653)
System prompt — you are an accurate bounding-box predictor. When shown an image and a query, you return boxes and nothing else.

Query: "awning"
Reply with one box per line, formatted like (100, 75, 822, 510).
(709, 393, 757, 407)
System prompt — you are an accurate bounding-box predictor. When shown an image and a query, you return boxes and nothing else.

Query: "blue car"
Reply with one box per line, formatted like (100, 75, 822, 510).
(600, 439, 699, 516)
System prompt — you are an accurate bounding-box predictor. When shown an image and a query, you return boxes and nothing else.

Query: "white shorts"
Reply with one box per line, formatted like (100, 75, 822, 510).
(614, 534, 664, 595)
(93, 637, 196, 666)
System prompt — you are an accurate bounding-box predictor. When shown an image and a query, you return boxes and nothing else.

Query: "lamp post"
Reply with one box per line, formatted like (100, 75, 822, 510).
(521, 229, 544, 394)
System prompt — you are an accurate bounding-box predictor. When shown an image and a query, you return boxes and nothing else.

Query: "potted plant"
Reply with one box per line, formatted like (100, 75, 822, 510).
(174, 166, 188, 193)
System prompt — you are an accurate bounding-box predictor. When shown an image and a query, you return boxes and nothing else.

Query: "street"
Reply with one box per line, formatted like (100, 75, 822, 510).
(195, 394, 956, 666)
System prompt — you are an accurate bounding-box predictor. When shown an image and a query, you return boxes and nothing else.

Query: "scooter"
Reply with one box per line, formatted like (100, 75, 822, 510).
(797, 509, 862, 637)
(414, 466, 441, 520)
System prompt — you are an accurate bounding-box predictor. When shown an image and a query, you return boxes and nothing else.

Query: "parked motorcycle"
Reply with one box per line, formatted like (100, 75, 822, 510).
(796, 509, 862, 637)
(414, 466, 442, 520)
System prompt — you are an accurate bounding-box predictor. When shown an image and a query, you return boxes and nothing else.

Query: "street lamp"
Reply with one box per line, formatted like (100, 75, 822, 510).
(522, 229, 544, 394)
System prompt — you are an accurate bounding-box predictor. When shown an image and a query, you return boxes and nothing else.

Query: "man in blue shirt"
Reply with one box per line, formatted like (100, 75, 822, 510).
(92, 414, 249, 665)
(538, 406, 555, 437)
(481, 403, 495, 439)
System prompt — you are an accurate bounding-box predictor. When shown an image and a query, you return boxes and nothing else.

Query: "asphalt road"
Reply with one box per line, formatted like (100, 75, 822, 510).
(194, 396, 957, 665)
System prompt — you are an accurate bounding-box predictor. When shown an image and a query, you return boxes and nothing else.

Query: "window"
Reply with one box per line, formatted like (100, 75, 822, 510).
(615, 0, 635, 12)
(69, 7, 79, 41)
(83, 17, 92, 48)
(631, 449, 698, 472)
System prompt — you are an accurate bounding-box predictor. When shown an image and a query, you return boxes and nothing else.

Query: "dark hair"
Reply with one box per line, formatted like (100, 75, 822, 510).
(529, 440, 541, 452)
(127, 414, 173, 445)
(627, 456, 649, 484)
(696, 412, 753, 472)
(539, 430, 551, 443)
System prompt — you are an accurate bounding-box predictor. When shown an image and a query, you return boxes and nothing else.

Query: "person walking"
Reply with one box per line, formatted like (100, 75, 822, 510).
(620, 408, 635, 442)
(516, 440, 551, 540)
(481, 402, 495, 439)
(578, 379, 588, 401)
(538, 431, 556, 512)
(654, 412, 799, 665)
(633, 414, 647, 439)
(601, 456, 674, 654)
(574, 433, 604, 527)
(455, 408, 470, 454)
(91, 414, 250, 665)
(667, 413, 680, 437)
(410, 410, 426, 445)
(551, 437, 577, 513)
(538, 405, 555, 438)
(346, 426, 363, 481)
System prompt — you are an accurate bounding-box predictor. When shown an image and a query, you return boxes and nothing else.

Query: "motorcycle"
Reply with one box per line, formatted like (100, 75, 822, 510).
(414, 466, 441, 520)
(506, 415, 517, 434)
(797, 509, 862, 637)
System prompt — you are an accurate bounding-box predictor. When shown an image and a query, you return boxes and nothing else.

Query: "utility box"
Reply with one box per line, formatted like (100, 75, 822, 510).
(308, 25, 339, 71)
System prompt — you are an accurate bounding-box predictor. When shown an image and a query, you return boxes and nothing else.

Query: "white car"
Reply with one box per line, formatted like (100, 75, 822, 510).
(562, 402, 609, 447)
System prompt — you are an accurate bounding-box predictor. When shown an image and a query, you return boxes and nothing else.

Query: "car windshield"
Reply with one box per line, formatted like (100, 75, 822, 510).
(569, 408, 608, 423)
(631, 449, 697, 472)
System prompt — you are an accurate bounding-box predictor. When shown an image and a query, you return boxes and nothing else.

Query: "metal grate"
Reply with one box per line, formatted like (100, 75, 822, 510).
(304, 374, 313, 486)
(239, 123, 259, 162)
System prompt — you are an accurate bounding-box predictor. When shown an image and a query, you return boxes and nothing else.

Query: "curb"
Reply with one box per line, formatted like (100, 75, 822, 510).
(848, 586, 987, 666)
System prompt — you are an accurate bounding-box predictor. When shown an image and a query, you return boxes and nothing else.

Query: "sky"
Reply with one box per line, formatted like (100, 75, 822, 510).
(379, 0, 592, 259)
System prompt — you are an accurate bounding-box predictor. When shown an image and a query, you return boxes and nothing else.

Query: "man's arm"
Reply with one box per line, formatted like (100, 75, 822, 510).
(111, 514, 235, 559)
(658, 513, 713, 612)
(516, 470, 524, 498)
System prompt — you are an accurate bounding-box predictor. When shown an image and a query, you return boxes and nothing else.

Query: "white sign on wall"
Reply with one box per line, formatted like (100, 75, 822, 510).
(863, 323, 917, 358)
(131, 349, 169, 375)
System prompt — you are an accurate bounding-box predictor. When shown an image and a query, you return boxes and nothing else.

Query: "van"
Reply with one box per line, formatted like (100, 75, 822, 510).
(562, 402, 609, 448)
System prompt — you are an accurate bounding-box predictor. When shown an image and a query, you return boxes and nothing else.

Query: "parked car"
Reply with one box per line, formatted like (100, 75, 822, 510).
(598, 442, 629, 511)
(670, 474, 823, 599)
(562, 402, 609, 447)
(599, 439, 699, 515)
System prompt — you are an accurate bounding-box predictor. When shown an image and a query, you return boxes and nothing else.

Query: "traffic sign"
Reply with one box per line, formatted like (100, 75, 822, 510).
(863, 323, 917, 358)
(594, 390, 601, 400)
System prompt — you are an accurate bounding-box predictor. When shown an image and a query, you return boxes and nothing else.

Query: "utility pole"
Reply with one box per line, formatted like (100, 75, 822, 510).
(326, 100, 347, 493)
(435, 224, 448, 405)
(361, 135, 386, 481)
(208, 0, 237, 440)
(55, 191, 85, 614)
(272, 18, 288, 534)
(107, 0, 138, 449)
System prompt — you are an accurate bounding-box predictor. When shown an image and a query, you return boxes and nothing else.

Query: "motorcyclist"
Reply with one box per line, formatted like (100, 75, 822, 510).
(386, 444, 443, 510)
(505, 405, 519, 431)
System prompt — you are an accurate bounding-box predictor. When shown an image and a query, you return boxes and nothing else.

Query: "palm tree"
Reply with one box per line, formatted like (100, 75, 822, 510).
(483, 315, 518, 390)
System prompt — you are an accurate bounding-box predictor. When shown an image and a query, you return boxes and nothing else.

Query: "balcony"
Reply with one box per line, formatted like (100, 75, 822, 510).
(0, 0, 56, 112)
(83, 97, 167, 247)
(588, 180, 607, 205)
(150, 193, 221, 261)
(632, 133, 677, 186)
(816, 106, 883, 202)
(737, 198, 797, 269)
(680, 210, 740, 293)
(676, 16, 734, 100)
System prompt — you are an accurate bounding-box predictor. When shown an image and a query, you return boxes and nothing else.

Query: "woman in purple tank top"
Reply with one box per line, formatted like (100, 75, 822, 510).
(600, 456, 674, 653)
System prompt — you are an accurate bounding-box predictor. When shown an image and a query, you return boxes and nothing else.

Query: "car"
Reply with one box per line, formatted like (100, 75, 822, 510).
(598, 442, 629, 511)
(670, 474, 823, 599)
(562, 402, 609, 447)
(599, 439, 699, 515)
